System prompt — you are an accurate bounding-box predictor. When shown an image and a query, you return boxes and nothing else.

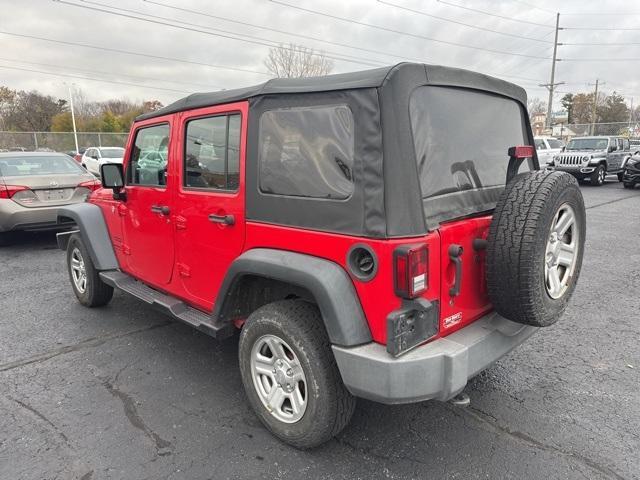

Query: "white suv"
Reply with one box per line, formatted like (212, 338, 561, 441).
(535, 137, 564, 167)
(81, 147, 125, 177)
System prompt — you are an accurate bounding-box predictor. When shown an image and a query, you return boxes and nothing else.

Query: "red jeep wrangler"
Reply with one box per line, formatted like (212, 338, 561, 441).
(57, 63, 586, 448)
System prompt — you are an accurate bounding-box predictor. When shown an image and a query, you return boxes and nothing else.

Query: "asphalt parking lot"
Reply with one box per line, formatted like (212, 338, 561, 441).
(1, 180, 638, 480)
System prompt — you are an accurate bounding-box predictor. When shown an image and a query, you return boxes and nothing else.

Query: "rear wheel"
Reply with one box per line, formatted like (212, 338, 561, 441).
(238, 300, 355, 449)
(486, 171, 586, 327)
(623, 181, 636, 189)
(590, 164, 606, 186)
(66, 234, 113, 307)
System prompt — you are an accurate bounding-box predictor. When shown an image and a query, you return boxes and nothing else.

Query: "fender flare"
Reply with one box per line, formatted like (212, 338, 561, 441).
(214, 248, 372, 347)
(56, 203, 118, 271)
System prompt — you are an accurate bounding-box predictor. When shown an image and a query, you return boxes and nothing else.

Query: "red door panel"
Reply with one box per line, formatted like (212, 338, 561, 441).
(120, 118, 175, 286)
(172, 102, 248, 311)
(438, 215, 493, 334)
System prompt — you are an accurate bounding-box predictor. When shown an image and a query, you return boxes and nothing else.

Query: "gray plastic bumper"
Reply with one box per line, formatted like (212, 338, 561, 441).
(332, 313, 537, 404)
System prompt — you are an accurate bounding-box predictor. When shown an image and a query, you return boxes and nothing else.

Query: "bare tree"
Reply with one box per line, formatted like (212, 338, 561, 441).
(527, 97, 547, 120)
(264, 43, 334, 78)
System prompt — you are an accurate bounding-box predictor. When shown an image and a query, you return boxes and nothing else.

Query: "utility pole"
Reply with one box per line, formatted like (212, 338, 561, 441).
(588, 79, 602, 136)
(540, 12, 562, 132)
(65, 83, 80, 155)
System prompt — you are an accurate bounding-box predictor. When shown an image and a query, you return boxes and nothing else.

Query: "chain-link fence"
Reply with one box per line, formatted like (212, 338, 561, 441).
(552, 122, 640, 140)
(0, 131, 129, 153)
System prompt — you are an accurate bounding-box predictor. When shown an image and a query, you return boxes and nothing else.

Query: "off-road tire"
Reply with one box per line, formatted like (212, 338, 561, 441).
(623, 181, 636, 189)
(486, 171, 586, 327)
(590, 164, 606, 186)
(66, 234, 113, 307)
(239, 300, 355, 449)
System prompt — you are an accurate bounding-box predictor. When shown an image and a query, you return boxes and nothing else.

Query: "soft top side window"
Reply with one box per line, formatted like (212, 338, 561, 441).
(258, 105, 355, 200)
(128, 123, 170, 187)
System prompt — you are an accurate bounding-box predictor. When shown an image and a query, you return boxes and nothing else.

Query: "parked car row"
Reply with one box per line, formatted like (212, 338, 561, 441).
(537, 134, 638, 187)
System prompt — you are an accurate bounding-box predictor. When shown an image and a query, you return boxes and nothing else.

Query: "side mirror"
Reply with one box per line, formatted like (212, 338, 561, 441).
(608, 146, 615, 153)
(561, 146, 566, 152)
(100, 163, 126, 200)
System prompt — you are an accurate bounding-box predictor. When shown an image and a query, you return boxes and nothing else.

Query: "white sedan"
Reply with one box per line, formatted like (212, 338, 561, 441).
(81, 147, 125, 177)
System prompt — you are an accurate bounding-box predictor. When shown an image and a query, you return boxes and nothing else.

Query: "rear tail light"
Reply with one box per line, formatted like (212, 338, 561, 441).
(394, 244, 428, 299)
(77, 180, 101, 191)
(508, 145, 534, 159)
(0, 184, 30, 199)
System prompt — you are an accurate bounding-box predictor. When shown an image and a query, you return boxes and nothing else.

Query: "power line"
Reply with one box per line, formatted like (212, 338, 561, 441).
(144, 0, 445, 65)
(435, 0, 554, 28)
(0, 30, 271, 76)
(376, 0, 553, 43)
(562, 25, 640, 31)
(269, 0, 551, 59)
(509, 0, 557, 15)
(561, 57, 640, 62)
(0, 57, 224, 90)
(561, 41, 640, 46)
(0, 64, 193, 94)
(54, 0, 384, 68)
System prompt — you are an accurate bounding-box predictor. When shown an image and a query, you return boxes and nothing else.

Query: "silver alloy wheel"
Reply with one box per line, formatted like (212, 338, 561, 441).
(544, 203, 579, 299)
(70, 247, 87, 293)
(598, 167, 606, 184)
(250, 334, 307, 424)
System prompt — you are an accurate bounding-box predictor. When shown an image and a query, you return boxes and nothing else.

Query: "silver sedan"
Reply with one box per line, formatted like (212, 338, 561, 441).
(0, 152, 99, 245)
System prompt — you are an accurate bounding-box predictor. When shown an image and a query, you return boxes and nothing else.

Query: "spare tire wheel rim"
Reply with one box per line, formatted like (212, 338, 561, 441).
(545, 203, 579, 299)
(250, 334, 307, 423)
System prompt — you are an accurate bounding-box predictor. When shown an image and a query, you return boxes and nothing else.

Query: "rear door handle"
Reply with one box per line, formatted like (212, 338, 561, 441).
(448, 244, 463, 297)
(208, 213, 235, 225)
(151, 205, 170, 215)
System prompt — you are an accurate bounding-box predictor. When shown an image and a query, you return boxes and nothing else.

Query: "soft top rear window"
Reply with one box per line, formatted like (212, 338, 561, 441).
(409, 86, 530, 227)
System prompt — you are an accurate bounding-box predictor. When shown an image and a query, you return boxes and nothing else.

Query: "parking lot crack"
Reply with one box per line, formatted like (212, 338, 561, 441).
(585, 194, 639, 211)
(103, 376, 173, 457)
(9, 395, 71, 447)
(456, 405, 629, 480)
(0, 321, 172, 373)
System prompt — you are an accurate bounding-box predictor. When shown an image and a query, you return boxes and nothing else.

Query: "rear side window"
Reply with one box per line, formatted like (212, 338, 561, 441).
(410, 86, 528, 200)
(128, 124, 170, 187)
(184, 113, 241, 191)
(258, 105, 354, 199)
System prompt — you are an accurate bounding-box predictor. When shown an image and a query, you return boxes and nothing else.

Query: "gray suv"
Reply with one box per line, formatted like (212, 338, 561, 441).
(551, 136, 631, 185)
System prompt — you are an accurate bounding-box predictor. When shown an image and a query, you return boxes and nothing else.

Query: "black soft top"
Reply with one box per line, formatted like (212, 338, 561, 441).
(137, 63, 526, 121)
(136, 63, 532, 238)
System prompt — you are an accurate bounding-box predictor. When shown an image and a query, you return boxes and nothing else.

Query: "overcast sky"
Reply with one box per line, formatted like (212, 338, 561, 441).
(1, 0, 639, 112)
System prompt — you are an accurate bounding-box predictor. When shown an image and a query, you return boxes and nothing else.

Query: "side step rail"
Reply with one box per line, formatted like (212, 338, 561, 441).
(99, 270, 234, 340)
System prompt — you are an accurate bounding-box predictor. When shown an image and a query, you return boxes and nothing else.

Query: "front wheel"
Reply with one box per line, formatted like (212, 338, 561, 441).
(66, 234, 114, 307)
(590, 164, 606, 186)
(238, 300, 355, 449)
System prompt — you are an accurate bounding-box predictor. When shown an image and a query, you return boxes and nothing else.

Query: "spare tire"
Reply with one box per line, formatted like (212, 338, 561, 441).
(486, 171, 586, 327)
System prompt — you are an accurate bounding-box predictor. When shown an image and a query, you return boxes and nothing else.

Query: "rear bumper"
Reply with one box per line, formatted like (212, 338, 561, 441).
(0, 203, 73, 232)
(332, 312, 537, 404)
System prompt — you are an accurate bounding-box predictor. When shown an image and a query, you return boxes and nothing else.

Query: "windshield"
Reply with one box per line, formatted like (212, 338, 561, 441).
(566, 138, 609, 151)
(547, 139, 563, 149)
(0, 155, 85, 176)
(409, 86, 530, 226)
(99, 147, 125, 158)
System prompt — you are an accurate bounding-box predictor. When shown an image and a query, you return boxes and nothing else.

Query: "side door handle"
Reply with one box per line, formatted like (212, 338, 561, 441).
(151, 205, 170, 215)
(208, 213, 235, 225)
